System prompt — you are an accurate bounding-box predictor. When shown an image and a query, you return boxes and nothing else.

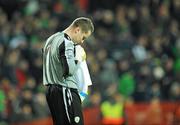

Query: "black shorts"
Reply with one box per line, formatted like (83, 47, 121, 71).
(46, 84, 84, 125)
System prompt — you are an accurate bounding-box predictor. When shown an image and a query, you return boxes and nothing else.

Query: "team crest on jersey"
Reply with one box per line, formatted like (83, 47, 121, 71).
(74, 116, 80, 123)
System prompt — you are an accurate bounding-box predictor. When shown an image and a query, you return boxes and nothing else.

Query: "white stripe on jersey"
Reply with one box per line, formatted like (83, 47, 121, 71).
(46, 50, 53, 84)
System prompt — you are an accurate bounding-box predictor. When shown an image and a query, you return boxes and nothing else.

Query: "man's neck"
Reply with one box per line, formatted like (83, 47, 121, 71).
(63, 28, 72, 39)
(63, 28, 77, 44)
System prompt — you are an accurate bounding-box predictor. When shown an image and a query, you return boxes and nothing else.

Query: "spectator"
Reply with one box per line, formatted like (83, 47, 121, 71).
(0, 0, 179, 124)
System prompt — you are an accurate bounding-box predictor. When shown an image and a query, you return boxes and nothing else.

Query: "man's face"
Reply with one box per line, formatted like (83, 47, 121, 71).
(73, 27, 91, 44)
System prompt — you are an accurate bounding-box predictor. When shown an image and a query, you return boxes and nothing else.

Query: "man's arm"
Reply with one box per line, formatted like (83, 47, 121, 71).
(59, 39, 78, 78)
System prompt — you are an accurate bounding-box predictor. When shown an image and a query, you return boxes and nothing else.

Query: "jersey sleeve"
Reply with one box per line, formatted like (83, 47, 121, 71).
(58, 38, 78, 77)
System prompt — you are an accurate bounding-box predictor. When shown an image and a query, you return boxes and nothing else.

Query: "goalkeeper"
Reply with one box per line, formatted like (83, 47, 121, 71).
(42, 17, 94, 125)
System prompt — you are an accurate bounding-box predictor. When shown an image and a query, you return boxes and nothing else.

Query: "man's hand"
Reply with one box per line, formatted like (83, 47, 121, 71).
(75, 45, 86, 62)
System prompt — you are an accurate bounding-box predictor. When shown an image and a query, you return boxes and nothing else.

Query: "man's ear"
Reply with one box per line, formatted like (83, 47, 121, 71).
(75, 27, 80, 33)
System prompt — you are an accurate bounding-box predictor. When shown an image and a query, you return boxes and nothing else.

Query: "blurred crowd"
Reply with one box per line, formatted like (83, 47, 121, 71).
(0, 0, 180, 124)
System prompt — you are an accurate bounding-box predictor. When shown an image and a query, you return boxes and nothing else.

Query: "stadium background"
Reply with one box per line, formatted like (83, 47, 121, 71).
(0, 0, 179, 124)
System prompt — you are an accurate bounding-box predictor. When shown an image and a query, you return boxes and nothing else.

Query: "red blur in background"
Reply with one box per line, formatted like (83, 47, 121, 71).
(11, 102, 180, 125)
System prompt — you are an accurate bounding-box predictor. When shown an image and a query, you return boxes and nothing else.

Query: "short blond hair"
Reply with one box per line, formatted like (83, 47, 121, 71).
(71, 17, 94, 33)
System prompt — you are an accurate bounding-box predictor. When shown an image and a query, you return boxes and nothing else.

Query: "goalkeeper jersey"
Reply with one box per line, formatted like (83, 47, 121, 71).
(43, 32, 79, 89)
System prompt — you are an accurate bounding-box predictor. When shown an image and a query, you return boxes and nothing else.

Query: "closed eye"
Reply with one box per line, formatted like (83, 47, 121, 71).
(82, 36, 86, 41)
